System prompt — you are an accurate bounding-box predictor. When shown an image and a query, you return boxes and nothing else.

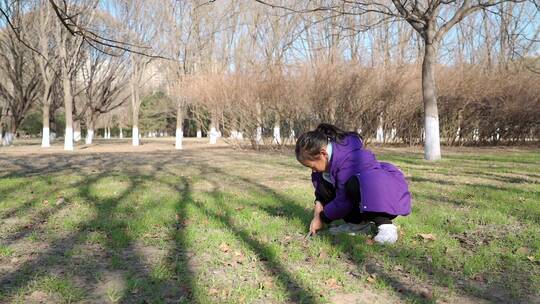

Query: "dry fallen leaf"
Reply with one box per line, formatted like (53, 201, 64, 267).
(527, 256, 535, 262)
(420, 289, 433, 300)
(209, 288, 219, 295)
(473, 274, 485, 283)
(55, 197, 65, 205)
(262, 280, 274, 289)
(366, 239, 376, 245)
(234, 206, 245, 211)
(219, 242, 230, 253)
(516, 247, 530, 255)
(175, 213, 181, 222)
(325, 278, 340, 289)
(366, 274, 377, 284)
(418, 233, 437, 241)
(42, 200, 49, 205)
(318, 250, 329, 259)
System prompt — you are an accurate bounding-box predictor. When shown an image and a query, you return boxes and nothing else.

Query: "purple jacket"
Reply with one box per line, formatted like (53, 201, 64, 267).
(312, 135, 411, 220)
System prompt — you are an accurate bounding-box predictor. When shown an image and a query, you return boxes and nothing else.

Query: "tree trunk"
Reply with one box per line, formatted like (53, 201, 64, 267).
(196, 120, 202, 138)
(273, 120, 281, 145)
(255, 102, 263, 144)
(376, 114, 384, 143)
(41, 101, 50, 148)
(119, 127, 123, 139)
(2, 117, 15, 146)
(175, 106, 183, 149)
(73, 120, 81, 142)
(86, 129, 94, 144)
(85, 116, 94, 145)
(132, 83, 140, 146)
(422, 42, 441, 160)
(209, 116, 218, 144)
(62, 74, 74, 151)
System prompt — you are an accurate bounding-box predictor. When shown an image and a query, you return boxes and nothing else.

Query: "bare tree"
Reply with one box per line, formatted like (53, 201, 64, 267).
(34, 0, 58, 148)
(80, 47, 130, 144)
(0, 2, 42, 146)
(255, 0, 534, 159)
(53, 0, 97, 150)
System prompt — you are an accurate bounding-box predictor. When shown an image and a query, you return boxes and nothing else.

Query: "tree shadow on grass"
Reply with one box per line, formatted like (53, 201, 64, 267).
(2, 149, 537, 303)
(0, 168, 195, 303)
(0, 176, 104, 244)
(199, 190, 320, 303)
(191, 162, 538, 303)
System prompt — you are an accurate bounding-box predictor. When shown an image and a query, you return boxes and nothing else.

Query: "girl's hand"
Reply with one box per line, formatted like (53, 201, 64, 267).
(309, 213, 324, 236)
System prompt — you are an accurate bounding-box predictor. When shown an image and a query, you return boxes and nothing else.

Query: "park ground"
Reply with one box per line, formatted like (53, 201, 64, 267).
(0, 138, 539, 303)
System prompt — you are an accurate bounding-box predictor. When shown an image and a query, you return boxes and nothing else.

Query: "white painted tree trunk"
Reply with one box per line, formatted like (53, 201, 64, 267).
(376, 128, 384, 143)
(376, 114, 384, 143)
(209, 127, 218, 144)
(230, 130, 238, 139)
(455, 126, 461, 142)
(73, 120, 81, 142)
(64, 127, 73, 150)
(74, 130, 81, 142)
(41, 103, 50, 147)
(42, 127, 50, 147)
(237, 132, 243, 140)
(390, 128, 397, 142)
(86, 129, 94, 144)
(289, 129, 296, 141)
(175, 107, 183, 149)
(175, 129, 183, 149)
(196, 130, 202, 138)
(132, 127, 140, 146)
(422, 42, 441, 160)
(255, 102, 263, 145)
(256, 126, 262, 144)
(2, 132, 14, 146)
(273, 125, 281, 144)
(119, 128, 123, 139)
(63, 75, 74, 151)
(131, 79, 140, 146)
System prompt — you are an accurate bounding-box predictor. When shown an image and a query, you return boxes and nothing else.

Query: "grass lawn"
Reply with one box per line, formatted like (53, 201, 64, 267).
(0, 139, 539, 303)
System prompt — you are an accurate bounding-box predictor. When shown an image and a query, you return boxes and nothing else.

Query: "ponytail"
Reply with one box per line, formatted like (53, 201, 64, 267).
(295, 123, 361, 162)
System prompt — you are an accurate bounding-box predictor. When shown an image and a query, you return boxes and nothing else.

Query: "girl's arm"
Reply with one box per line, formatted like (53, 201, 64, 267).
(320, 156, 359, 221)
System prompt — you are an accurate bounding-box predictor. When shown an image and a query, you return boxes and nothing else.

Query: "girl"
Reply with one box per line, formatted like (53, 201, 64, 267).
(295, 123, 411, 244)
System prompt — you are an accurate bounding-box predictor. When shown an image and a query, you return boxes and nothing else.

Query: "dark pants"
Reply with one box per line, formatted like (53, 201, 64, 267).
(316, 176, 396, 226)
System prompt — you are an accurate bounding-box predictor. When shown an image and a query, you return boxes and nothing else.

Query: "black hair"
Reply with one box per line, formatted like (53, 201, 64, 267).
(295, 123, 361, 162)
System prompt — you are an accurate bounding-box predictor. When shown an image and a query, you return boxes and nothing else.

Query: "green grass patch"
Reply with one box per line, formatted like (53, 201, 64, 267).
(0, 147, 538, 303)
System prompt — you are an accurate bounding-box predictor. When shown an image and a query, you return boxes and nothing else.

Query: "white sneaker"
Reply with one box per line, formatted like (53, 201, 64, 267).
(373, 224, 398, 244)
(328, 222, 373, 235)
